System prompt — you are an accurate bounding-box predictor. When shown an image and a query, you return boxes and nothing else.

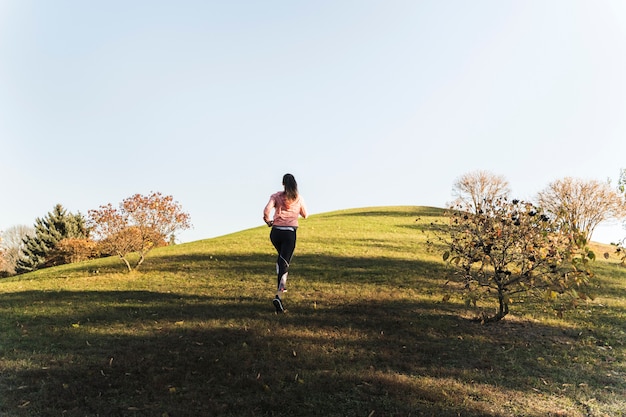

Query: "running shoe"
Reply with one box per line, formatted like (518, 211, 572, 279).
(273, 296, 284, 313)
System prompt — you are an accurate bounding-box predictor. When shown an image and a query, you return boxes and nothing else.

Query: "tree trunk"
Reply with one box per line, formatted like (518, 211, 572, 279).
(134, 252, 146, 270)
(476, 290, 509, 324)
(491, 291, 509, 322)
(119, 254, 132, 272)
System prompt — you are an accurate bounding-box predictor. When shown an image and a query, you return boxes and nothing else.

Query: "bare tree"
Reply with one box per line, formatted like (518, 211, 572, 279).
(0, 234, 4, 275)
(452, 170, 511, 214)
(0, 225, 35, 275)
(536, 177, 626, 243)
(608, 169, 626, 264)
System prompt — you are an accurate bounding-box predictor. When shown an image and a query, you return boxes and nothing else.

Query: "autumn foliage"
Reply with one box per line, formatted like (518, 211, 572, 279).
(88, 192, 191, 271)
(440, 197, 595, 323)
(46, 238, 99, 266)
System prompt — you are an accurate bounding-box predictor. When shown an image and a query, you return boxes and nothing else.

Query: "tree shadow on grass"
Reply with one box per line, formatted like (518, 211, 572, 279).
(1, 290, 622, 417)
(141, 251, 449, 289)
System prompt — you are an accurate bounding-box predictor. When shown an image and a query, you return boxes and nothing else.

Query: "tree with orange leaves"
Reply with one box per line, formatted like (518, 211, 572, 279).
(88, 192, 191, 271)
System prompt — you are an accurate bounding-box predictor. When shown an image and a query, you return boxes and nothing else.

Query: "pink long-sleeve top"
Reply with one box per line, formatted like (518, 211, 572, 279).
(263, 192, 308, 227)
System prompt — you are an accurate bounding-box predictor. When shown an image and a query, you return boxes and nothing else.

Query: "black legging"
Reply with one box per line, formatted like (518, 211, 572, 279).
(270, 227, 297, 293)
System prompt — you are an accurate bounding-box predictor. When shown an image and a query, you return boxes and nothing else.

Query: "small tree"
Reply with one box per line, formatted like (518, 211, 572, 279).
(0, 225, 35, 276)
(609, 169, 626, 265)
(88, 192, 191, 271)
(452, 170, 510, 214)
(0, 235, 5, 277)
(46, 238, 99, 265)
(442, 197, 595, 323)
(15, 205, 88, 274)
(537, 177, 626, 243)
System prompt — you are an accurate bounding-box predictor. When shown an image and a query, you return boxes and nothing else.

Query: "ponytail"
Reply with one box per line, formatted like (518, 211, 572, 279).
(282, 173, 298, 201)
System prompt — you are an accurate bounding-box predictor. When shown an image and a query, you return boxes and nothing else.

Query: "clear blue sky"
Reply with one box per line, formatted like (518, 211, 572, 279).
(1, 1, 625, 244)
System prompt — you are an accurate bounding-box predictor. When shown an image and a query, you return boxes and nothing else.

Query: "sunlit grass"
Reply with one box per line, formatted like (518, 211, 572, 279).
(0, 206, 624, 416)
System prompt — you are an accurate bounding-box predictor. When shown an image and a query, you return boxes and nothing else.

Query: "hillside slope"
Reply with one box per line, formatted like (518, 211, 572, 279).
(1, 206, 624, 417)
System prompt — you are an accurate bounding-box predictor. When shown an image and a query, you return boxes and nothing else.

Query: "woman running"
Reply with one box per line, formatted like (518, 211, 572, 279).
(263, 173, 308, 313)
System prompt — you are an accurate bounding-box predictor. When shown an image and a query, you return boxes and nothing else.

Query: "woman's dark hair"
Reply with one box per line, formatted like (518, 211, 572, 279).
(282, 173, 298, 201)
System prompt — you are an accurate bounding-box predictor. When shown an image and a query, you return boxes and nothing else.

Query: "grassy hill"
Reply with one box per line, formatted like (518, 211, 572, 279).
(0, 206, 624, 417)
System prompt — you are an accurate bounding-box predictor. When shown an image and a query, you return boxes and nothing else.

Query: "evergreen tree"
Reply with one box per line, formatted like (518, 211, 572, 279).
(15, 204, 88, 274)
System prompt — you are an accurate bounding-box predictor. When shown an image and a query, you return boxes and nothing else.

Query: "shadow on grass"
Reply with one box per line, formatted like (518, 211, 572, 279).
(141, 250, 449, 286)
(321, 207, 446, 219)
(316, 207, 447, 235)
(1, 288, 623, 417)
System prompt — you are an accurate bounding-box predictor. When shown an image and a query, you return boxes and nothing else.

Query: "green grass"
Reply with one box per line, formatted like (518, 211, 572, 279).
(0, 206, 624, 416)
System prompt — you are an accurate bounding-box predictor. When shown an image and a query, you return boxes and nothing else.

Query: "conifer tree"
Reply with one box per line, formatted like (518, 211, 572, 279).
(15, 204, 88, 274)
